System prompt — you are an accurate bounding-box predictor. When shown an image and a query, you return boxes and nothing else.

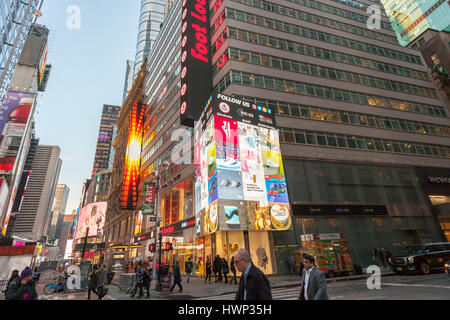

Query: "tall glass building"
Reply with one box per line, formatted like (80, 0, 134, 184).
(381, 0, 450, 46)
(134, 0, 167, 76)
(118, 0, 449, 275)
(0, 0, 42, 102)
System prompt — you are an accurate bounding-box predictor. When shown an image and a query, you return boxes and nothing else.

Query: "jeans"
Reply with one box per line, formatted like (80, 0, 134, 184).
(186, 272, 191, 283)
(87, 288, 97, 300)
(170, 278, 183, 292)
(205, 273, 211, 283)
(131, 282, 140, 296)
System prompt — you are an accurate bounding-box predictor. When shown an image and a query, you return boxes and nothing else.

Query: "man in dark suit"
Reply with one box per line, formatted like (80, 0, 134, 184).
(234, 249, 272, 300)
(297, 254, 329, 300)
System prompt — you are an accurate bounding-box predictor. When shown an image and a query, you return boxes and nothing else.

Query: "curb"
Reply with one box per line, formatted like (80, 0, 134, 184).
(108, 272, 397, 300)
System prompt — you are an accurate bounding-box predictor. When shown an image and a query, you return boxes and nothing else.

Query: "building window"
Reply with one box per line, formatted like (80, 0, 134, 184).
(430, 53, 440, 66)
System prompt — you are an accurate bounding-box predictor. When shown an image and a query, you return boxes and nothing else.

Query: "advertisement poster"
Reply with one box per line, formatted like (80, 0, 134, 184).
(269, 203, 292, 231)
(208, 169, 218, 204)
(217, 199, 247, 231)
(74, 202, 107, 240)
(238, 122, 267, 202)
(142, 182, 156, 215)
(214, 116, 240, 165)
(246, 201, 272, 231)
(217, 168, 244, 200)
(0, 91, 35, 171)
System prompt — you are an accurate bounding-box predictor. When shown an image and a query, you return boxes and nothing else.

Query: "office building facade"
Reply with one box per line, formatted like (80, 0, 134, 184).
(0, 0, 42, 102)
(381, 0, 450, 46)
(91, 105, 121, 178)
(131, 0, 449, 275)
(47, 184, 70, 241)
(12, 145, 62, 242)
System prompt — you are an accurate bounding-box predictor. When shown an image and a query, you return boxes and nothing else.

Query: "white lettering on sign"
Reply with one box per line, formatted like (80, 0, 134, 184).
(428, 176, 450, 184)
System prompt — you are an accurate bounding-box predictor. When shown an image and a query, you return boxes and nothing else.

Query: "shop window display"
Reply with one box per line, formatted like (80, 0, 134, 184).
(248, 231, 274, 274)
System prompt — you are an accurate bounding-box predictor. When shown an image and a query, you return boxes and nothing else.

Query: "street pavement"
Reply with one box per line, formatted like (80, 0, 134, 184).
(4, 269, 449, 300)
(198, 273, 450, 300)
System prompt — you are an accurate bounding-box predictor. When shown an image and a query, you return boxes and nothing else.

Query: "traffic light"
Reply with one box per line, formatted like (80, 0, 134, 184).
(148, 243, 156, 252)
(165, 242, 173, 251)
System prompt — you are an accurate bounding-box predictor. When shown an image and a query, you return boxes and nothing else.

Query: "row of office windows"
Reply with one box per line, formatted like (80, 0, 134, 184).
(225, 7, 422, 64)
(234, 96, 450, 137)
(230, 0, 398, 44)
(279, 128, 450, 158)
(224, 27, 428, 81)
(224, 47, 437, 98)
(215, 70, 446, 118)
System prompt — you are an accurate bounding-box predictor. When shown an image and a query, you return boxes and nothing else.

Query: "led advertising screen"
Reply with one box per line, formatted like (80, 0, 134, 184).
(195, 93, 292, 234)
(74, 202, 107, 240)
(180, 0, 213, 127)
(120, 102, 145, 209)
(0, 91, 36, 172)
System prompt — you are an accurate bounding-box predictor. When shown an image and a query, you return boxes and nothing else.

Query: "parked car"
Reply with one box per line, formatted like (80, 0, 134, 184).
(445, 261, 450, 277)
(389, 242, 450, 275)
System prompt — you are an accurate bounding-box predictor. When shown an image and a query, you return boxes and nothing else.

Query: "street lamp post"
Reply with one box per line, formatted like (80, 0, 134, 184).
(150, 161, 169, 291)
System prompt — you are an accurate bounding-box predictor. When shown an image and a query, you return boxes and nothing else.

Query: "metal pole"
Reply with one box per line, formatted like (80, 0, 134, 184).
(151, 174, 160, 290)
(81, 227, 89, 263)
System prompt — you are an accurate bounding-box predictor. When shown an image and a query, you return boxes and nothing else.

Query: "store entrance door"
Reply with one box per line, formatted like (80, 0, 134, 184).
(402, 229, 421, 245)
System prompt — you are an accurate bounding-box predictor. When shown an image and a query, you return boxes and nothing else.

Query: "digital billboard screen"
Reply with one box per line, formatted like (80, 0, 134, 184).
(180, 0, 213, 127)
(0, 91, 36, 172)
(195, 93, 292, 234)
(74, 202, 107, 240)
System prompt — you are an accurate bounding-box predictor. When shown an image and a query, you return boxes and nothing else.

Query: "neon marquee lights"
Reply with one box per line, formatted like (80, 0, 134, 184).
(120, 102, 145, 210)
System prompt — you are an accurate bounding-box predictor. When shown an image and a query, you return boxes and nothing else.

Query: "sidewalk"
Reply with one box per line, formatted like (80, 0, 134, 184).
(106, 269, 396, 300)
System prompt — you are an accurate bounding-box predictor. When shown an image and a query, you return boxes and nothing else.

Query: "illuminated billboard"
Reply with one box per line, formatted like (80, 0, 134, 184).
(74, 202, 107, 240)
(195, 93, 292, 234)
(0, 91, 36, 172)
(180, 0, 213, 127)
(120, 102, 145, 209)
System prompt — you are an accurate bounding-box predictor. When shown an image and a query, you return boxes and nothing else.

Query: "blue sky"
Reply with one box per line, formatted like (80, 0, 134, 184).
(35, 0, 140, 214)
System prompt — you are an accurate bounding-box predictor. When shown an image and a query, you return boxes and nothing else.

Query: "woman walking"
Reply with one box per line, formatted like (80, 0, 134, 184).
(205, 257, 212, 284)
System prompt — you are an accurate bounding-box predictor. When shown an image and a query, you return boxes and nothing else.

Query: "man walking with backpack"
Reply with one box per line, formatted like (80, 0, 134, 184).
(185, 257, 193, 284)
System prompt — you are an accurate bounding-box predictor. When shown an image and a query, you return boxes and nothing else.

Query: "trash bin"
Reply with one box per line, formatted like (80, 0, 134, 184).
(159, 265, 169, 276)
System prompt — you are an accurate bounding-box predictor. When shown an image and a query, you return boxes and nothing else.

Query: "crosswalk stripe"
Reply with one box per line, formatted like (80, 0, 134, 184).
(195, 287, 301, 300)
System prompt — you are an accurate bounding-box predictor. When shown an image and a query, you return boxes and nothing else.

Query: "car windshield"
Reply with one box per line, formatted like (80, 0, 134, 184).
(401, 245, 425, 255)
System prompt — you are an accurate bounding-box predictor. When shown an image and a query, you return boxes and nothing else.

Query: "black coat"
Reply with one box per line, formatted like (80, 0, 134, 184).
(235, 264, 272, 300)
(6, 278, 38, 300)
(206, 261, 212, 274)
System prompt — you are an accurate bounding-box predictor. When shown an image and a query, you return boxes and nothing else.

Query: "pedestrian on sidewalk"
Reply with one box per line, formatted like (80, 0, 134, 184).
(205, 257, 212, 284)
(32, 267, 40, 282)
(378, 248, 386, 268)
(213, 255, 223, 282)
(234, 249, 272, 300)
(140, 267, 152, 298)
(229, 256, 237, 285)
(4, 270, 19, 300)
(170, 261, 183, 293)
(97, 264, 108, 300)
(185, 257, 193, 283)
(6, 267, 38, 300)
(87, 266, 98, 300)
(297, 254, 328, 300)
(130, 263, 144, 298)
(222, 258, 229, 284)
(385, 249, 392, 267)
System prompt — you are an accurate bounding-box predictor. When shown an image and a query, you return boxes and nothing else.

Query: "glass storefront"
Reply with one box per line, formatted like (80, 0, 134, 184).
(284, 160, 445, 269)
